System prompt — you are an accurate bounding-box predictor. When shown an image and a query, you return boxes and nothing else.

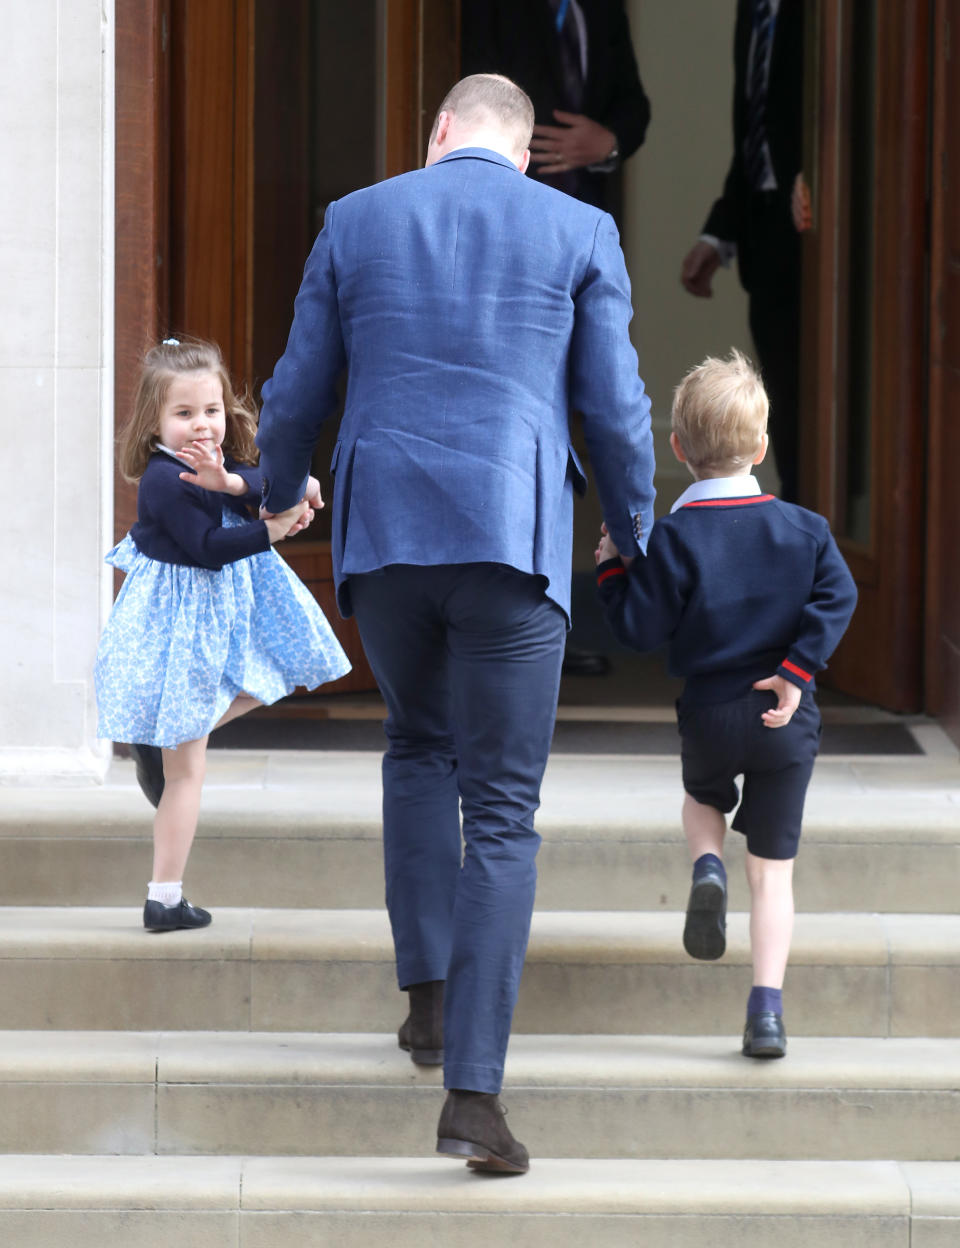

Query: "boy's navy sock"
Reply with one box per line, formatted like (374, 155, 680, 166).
(692, 853, 726, 884)
(747, 986, 783, 1019)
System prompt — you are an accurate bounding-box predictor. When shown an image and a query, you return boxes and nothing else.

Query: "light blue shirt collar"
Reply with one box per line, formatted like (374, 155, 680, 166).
(670, 475, 763, 513)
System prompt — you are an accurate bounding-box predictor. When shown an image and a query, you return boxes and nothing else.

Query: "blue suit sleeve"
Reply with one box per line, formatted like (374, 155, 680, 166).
(569, 213, 656, 556)
(256, 202, 347, 512)
(778, 527, 858, 689)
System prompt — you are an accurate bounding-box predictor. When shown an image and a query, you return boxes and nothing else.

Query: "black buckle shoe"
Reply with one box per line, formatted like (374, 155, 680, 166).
(398, 980, 444, 1065)
(143, 897, 212, 932)
(437, 1090, 529, 1174)
(683, 865, 727, 960)
(128, 743, 164, 808)
(743, 1011, 787, 1058)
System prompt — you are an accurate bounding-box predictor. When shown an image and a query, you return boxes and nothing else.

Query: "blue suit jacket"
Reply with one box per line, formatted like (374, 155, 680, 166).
(257, 147, 655, 619)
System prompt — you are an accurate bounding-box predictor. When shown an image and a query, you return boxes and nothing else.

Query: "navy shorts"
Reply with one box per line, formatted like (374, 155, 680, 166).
(677, 689, 822, 860)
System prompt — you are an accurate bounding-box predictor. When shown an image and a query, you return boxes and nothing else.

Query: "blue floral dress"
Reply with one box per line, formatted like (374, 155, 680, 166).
(95, 508, 351, 748)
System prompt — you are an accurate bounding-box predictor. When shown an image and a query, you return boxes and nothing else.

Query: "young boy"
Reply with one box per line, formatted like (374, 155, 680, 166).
(595, 350, 857, 1058)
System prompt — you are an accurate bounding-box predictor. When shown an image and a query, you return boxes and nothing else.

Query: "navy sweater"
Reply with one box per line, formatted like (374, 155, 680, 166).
(596, 494, 857, 706)
(129, 452, 271, 570)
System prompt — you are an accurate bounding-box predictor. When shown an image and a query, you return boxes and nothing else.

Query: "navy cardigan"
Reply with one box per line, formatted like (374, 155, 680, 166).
(129, 452, 271, 570)
(596, 494, 857, 706)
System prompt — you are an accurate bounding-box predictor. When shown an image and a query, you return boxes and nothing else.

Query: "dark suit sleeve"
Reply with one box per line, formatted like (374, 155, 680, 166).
(594, 1, 650, 157)
(569, 213, 656, 556)
(257, 202, 347, 512)
(595, 523, 689, 651)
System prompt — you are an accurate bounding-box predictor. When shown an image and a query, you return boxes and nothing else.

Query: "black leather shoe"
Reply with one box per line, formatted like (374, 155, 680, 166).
(398, 980, 444, 1065)
(742, 1011, 787, 1058)
(143, 897, 212, 932)
(561, 643, 610, 677)
(129, 743, 164, 808)
(437, 1090, 529, 1174)
(683, 864, 727, 960)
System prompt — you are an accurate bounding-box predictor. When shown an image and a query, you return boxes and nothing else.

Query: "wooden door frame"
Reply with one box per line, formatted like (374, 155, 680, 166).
(924, 0, 960, 742)
(801, 0, 929, 711)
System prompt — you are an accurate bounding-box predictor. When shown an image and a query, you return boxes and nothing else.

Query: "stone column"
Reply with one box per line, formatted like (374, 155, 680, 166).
(0, 4, 114, 783)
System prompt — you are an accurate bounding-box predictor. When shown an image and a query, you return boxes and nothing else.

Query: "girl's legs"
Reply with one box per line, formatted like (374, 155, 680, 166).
(745, 850, 795, 990)
(150, 696, 261, 885)
(153, 735, 208, 884)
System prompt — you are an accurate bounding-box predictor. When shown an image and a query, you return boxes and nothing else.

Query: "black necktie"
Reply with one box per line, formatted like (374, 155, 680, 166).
(549, 0, 584, 114)
(743, 0, 773, 189)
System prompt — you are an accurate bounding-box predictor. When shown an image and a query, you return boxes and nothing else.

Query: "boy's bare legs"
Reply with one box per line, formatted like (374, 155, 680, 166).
(682, 793, 726, 862)
(743, 850, 794, 1057)
(681, 794, 728, 961)
(746, 851, 795, 989)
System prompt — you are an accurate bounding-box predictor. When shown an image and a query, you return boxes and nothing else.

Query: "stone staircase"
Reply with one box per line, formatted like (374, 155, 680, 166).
(0, 740, 957, 1246)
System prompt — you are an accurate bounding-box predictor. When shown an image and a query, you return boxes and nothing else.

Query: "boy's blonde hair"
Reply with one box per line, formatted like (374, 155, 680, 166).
(671, 349, 769, 476)
(118, 337, 259, 483)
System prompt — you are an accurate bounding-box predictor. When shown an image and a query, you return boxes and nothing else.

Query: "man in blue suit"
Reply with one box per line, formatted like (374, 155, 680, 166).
(256, 73, 655, 1173)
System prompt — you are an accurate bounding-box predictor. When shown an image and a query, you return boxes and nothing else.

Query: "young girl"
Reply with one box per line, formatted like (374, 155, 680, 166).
(95, 337, 351, 932)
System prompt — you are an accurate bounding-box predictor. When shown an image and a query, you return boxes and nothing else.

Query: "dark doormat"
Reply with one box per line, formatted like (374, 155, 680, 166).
(209, 717, 923, 755)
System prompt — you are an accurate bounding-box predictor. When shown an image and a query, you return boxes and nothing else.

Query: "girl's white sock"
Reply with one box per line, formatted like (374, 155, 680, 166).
(147, 880, 183, 906)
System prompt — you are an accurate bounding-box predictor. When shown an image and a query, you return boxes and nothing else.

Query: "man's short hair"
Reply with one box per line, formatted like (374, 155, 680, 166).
(671, 349, 769, 475)
(434, 74, 535, 154)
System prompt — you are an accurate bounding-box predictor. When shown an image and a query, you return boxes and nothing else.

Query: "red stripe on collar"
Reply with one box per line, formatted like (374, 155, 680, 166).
(681, 494, 775, 508)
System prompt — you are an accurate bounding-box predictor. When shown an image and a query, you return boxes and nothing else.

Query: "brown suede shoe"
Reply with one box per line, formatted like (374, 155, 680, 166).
(397, 980, 444, 1065)
(436, 1090, 530, 1174)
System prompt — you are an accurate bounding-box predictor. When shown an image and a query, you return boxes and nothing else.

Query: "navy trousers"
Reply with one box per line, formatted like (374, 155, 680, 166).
(349, 563, 566, 1093)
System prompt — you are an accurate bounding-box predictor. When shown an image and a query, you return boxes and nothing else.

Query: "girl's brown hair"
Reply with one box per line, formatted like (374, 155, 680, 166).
(118, 337, 259, 483)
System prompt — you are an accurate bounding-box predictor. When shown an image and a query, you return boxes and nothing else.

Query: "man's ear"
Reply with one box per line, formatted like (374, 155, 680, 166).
(517, 148, 531, 174)
(669, 431, 687, 464)
(752, 431, 769, 466)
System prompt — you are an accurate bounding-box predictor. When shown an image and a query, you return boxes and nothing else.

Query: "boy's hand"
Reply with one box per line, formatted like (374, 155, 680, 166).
(753, 674, 802, 727)
(595, 522, 620, 565)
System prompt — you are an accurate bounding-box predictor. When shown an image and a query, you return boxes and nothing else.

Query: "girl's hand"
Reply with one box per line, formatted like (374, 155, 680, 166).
(264, 500, 309, 543)
(178, 441, 235, 493)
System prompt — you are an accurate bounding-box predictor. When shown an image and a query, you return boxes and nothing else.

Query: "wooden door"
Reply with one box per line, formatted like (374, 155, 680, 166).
(801, 0, 929, 710)
(115, 2, 461, 693)
(925, 0, 960, 744)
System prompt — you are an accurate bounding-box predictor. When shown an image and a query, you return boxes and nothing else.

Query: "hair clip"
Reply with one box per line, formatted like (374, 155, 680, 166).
(162, 337, 180, 346)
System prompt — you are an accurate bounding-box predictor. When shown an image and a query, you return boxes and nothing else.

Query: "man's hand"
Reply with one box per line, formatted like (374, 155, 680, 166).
(303, 475, 325, 511)
(530, 111, 617, 174)
(680, 240, 722, 298)
(753, 674, 802, 727)
(791, 171, 812, 232)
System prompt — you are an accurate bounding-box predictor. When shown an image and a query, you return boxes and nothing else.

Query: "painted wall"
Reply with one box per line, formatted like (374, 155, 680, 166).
(622, 0, 776, 510)
(0, 4, 114, 782)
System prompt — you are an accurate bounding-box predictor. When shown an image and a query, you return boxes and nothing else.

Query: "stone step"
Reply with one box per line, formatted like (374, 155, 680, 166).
(3, 753, 958, 912)
(2, 1031, 958, 1161)
(0, 1155, 953, 1248)
(0, 907, 956, 1036)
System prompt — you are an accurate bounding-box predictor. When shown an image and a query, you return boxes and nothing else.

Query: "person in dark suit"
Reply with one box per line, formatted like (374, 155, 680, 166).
(461, 0, 650, 219)
(681, 0, 804, 503)
(256, 74, 656, 1173)
(462, 0, 651, 673)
